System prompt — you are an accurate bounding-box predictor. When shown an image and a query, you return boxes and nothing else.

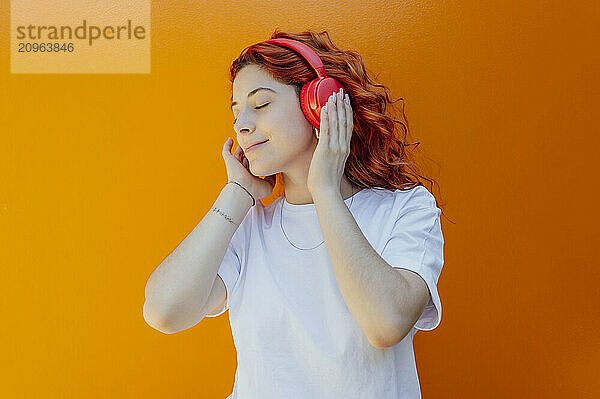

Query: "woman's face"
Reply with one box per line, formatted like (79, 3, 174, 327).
(231, 64, 316, 177)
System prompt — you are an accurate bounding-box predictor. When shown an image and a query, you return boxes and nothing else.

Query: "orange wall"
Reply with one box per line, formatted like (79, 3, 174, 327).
(1, 1, 599, 397)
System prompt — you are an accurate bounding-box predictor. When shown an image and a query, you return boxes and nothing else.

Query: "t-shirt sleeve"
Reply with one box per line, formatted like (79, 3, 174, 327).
(379, 188, 445, 331)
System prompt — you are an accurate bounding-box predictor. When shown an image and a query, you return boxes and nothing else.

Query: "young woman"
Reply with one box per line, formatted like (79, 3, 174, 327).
(144, 30, 446, 398)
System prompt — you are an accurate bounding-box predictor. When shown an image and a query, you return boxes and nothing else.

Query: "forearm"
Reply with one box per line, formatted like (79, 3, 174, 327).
(143, 183, 253, 329)
(313, 189, 411, 348)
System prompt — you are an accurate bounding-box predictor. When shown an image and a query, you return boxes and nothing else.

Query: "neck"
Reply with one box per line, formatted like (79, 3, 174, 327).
(282, 174, 357, 205)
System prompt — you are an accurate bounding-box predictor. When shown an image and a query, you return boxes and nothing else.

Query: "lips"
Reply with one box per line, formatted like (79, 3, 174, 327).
(245, 140, 268, 152)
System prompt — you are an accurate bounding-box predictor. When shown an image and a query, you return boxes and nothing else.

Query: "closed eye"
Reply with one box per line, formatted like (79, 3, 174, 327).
(232, 103, 270, 125)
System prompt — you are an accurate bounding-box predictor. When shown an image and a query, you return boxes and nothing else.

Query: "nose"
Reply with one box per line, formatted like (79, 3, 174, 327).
(233, 108, 256, 134)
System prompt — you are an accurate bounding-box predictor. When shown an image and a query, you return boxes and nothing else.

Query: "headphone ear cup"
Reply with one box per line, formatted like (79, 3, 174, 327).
(300, 79, 324, 130)
(300, 77, 345, 129)
(300, 82, 317, 129)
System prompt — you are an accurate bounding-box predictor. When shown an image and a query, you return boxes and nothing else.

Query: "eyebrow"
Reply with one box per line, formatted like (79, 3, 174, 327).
(231, 87, 278, 109)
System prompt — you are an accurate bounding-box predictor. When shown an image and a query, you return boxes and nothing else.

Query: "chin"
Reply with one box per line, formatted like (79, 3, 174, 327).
(249, 161, 276, 178)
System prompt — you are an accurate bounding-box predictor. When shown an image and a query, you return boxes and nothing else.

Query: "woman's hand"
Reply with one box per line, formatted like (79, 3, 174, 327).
(307, 88, 354, 196)
(222, 137, 276, 200)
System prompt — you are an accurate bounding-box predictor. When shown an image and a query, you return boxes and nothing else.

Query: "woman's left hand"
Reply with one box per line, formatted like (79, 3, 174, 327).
(307, 88, 354, 196)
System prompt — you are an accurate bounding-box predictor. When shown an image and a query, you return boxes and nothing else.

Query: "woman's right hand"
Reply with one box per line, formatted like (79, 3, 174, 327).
(222, 137, 276, 201)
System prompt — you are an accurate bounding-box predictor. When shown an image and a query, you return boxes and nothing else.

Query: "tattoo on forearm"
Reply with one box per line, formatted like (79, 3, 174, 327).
(211, 206, 238, 225)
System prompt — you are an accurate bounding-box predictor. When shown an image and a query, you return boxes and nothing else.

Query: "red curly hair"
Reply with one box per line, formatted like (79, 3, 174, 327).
(229, 29, 449, 221)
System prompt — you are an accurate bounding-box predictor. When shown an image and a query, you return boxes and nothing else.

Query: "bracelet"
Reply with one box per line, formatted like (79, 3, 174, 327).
(227, 180, 255, 207)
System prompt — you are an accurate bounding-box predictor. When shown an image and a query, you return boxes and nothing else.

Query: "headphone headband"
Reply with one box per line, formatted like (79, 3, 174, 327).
(261, 38, 327, 78)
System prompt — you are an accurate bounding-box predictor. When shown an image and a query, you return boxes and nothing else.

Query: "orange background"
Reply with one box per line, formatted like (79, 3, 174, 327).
(1, 1, 599, 397)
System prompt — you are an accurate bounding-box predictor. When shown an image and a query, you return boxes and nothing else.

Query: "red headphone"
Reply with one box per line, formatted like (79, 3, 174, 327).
(260, 38, 346, 137)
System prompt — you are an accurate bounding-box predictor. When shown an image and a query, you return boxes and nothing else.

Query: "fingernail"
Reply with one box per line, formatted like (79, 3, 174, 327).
(323, 103, 328, 112)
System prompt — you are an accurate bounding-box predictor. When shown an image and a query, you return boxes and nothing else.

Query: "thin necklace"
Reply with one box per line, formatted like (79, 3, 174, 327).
(280, 186, 356, 250)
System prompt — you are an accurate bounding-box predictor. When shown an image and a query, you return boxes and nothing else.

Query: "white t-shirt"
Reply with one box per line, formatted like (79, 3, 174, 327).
(205, 185, 444, 398)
